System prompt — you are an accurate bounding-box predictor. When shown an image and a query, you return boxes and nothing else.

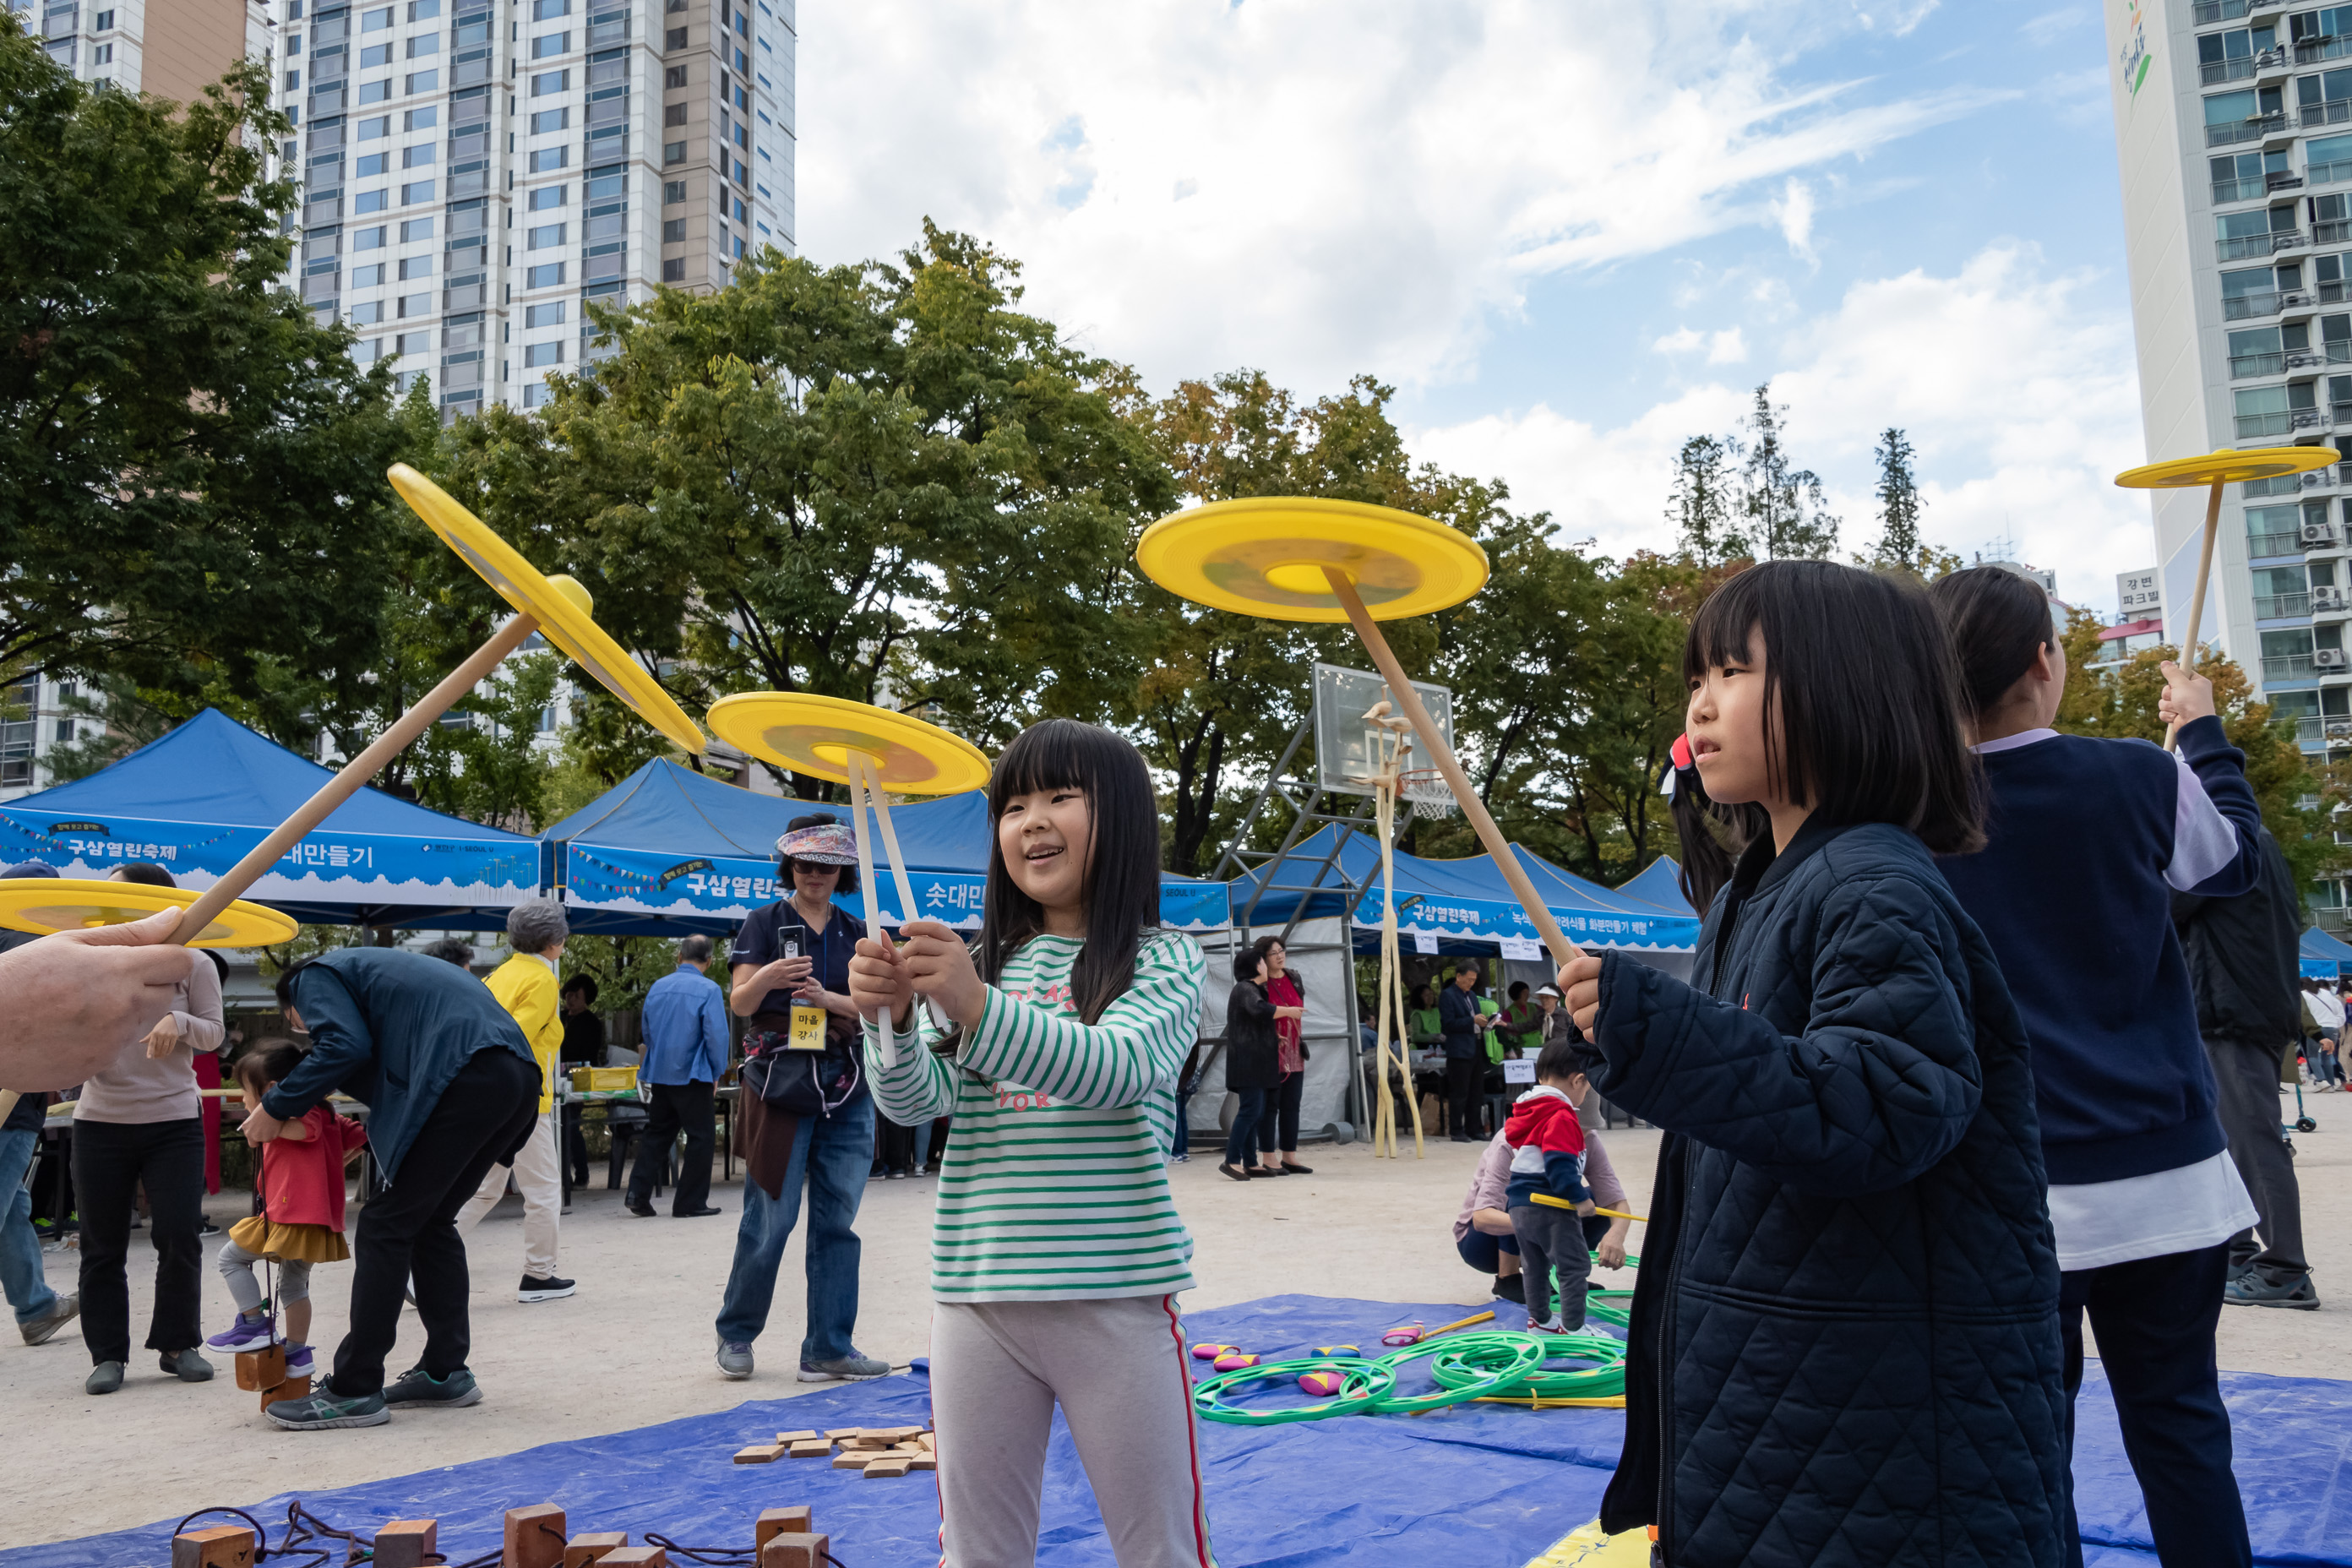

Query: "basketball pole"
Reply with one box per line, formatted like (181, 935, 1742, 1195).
(1323, 569, 1585, 969)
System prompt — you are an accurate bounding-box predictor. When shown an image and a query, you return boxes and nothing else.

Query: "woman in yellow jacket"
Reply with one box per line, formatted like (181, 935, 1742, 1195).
(453, 901, 575, 1303)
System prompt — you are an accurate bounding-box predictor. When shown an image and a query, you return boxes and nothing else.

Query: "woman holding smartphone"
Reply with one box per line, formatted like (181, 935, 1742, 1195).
(712, 816, 885, 1386)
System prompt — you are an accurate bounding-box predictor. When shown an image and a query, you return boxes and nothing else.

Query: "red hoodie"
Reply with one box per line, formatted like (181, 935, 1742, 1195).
(1501, 1086, 1590, 1208)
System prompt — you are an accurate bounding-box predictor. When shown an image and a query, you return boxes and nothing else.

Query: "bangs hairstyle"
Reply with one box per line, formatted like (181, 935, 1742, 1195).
(1926, 566, 2060, 720)
(980, 719, 1161, 1027)
(233, 1038, 306, 1097)
(1674, 561, 1983, 911)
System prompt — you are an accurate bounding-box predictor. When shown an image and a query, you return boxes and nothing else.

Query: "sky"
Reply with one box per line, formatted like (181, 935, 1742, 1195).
(793, 0, 2153, 618)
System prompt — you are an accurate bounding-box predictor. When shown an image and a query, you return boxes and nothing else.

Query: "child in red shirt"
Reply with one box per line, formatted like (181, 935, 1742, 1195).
(1501, 1041, 1596, 1332)
(206, 1042, 366, 1378)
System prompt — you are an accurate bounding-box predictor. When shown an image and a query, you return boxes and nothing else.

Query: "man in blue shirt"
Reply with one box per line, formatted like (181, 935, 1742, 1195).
(626, 935, 732, 1219)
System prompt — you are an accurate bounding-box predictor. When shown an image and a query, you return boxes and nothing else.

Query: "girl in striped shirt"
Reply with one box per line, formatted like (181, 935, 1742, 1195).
(849, 719, 1213, 1568)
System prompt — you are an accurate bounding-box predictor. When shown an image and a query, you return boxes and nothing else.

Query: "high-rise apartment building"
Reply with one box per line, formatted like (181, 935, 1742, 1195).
(281, 0, 793, 416)
(2104, 0, 2352, 757)
(13, 0, 272, 103)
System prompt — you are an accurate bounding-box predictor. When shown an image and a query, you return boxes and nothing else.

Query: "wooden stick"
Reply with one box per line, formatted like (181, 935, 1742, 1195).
(845, 754, 894, 1069)
(2164, 478, 2224, 754)
(1322, 569, 1585, 968)
(174, 613, 542, 943)
(866, 770, 953, 1036)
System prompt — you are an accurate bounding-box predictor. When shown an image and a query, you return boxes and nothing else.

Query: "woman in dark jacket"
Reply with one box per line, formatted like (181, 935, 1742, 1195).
(1558, 563, 2065, 1566)
(1218, 950, 1283, 1184)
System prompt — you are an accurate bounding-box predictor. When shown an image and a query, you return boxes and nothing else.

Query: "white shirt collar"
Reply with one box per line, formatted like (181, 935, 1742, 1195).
(526, 951, 558, 974)
(1972, 727, 2058, 756)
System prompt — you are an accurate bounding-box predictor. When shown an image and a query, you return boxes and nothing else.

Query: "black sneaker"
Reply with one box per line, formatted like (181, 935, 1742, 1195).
(267, 1387, 390, 1430)
(1491, 1274, 1527, 1305)
(383, 1365, 483, 1407)
(2224, 1271, 2321, 1310)
(517, 1274, 576, 1304)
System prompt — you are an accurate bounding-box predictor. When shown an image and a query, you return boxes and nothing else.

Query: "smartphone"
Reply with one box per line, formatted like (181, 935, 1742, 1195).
(780, 935, 800, 962)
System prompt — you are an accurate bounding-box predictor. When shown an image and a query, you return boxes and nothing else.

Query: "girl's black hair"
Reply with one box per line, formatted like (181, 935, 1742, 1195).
(1232, 946, 1265, 983)
(779, 813, 858, 896)
(113, 862, 175, 888)
(233, 1038, 306, 1097)
(1674, 560, 1984, 912)
(1926, 566, 2061, 720)
(979, 719, 1161, 1027)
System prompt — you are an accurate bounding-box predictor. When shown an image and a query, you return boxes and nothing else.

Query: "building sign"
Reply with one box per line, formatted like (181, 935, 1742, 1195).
(2117, 567, 2163, 618)
(2117, 0, 2153, 103)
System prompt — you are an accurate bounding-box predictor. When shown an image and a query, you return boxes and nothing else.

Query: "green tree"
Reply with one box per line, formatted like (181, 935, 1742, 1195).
(1870, 427, 1922, 562)
(1737, 384, 1838, 561)
(1665, 433, 1746, 566)
(0, 26, 406, 741)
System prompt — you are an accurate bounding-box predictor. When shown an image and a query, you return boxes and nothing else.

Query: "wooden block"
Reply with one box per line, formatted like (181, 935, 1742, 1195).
(787, 1440, 832, 1460)
(908, 1454, 937, 1472)
(599, 1550, 666, 1568)
(373, 1522, 438, 1568)
(890, 1425, 926, 1440)
(733, 1444, 785, 1464)
(823, 1427, 862, 1439)
(503, 1505, 568, 1568)
(917, 1432, 936, 1451)
(172, 1527, 255, 1568)
(775, 1429, 819, 1444)
(863, 1457, 912, 1479)
(233, 1344, 286, 1391)
(830, 1451, 875, 1470)
(561, 1533, 627, 1568)
(259, 1375, 310, 1413)
(757, 1535, 828, 1568)
(753, 1510, 810, 1549)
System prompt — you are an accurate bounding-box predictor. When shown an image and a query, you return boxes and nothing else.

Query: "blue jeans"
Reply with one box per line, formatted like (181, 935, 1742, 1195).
(1171, 1084, 1192, 1157)
(1224, 1088, 1266, 1167)
(0, 1129, 61, 1326)
(716, 1096, 873, 1359)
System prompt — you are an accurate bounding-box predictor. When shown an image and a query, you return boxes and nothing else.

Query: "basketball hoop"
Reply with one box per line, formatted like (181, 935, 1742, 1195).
(1396, 767, 1454, 819)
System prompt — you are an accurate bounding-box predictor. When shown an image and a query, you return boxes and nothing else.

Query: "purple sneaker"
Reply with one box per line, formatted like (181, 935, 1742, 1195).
(284, 1343, 315, 1378)
(204, 1315, 275, 1352)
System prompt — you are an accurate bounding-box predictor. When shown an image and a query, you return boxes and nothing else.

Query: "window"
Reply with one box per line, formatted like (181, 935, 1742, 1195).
(528, 184, 566, 209)
(351, 300, 383, 324)
(351, 262, 385, 286)
(533, 30, 566, 56)
(406, 32, 437, 56)
(665, 25, 684, 48)
(732, 194, 746, 223)
(405, 69, 437, 90)
(397, 290, 429, 315)
(585, 166, 622, 199)
(361, 41, 391, 64)
(359, 79, 390, 102)
(406, 0, 438, 18)
(528, 222, 566, 248)
(400, 178, 433, 203)
(662, 258, 684, 281)
(662, 216, 684, 242)
(526, 262, 565, 286)
(400, 215, 433, 241)
(363, 4, 390, 26)
(523, 382, 553, 408)
(2230, 323, 2288, 375)
(289, 2, 302, 18)
(2262, 627, 2317, 682)
(403, 105, 435, 128)
(93, 7, 111, 24)
(532, 0, 568, 15)
(90, 39, 109, 62)
(395, 329, 431, 355)
(355, 150, 388, 176)
(525, 301, 565, 326)
(530, 146, 569, 172)
(287, 68, 302, 90)
(287, 32, 302, 52)
(354, 188, 388, 213)
(664, 102, 686, 126)
(401, 141, 433, 166)
(733, 45, 746, 70)
(662, 140, 685, 164)
(359, 113, 390, 137)
(525, 340, 564, 367)
(2315, 133, 2352, 185)
(2237, 383, 2297, 435)
(353, 223, 387, 248)
(530, 107, 568, 133)
(398, 254, 433, 277)
(662, 179, 685, 204)
(532, 68, 569, 94)
(664, 63, 685, 87)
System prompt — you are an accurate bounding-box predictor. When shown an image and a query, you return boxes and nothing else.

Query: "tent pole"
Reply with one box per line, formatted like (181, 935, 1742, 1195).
(175, 614, 541, 944)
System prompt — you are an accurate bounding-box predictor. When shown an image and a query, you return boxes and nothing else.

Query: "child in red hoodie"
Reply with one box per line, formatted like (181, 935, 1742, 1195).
(207, 1041, 367, 1379)
(1502, 1041, 1596, 1332)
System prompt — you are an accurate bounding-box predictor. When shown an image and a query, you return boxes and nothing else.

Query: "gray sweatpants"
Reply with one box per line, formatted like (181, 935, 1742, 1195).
(1507, 1203, 1590, 1331)
(215, 1236, 311, 1311)
(930, 1295, 1214, 1568)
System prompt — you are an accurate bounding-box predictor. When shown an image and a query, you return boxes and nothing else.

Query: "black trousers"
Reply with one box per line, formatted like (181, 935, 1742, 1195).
(2061, 1242, 2251, 1568)
(1445, 1056, 1482, 1137)
(2207, 1036, 2307, 1282)
(72, 1117, 204, 1365)
(1255, 1070, 1304, 1154)
(330, 1048, 538, 1398)
(627, 1080, 715, 1215)
(561, 1102, 590, 1189)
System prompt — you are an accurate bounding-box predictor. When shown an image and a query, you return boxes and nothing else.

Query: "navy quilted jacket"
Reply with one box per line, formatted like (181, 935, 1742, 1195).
(1583, 819, 2066, 1567)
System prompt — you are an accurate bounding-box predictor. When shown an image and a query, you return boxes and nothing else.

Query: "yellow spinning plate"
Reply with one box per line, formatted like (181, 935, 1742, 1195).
(705, 693, 991, 795)
(2115, 446, 2338, 488)
(1134, 497, 1489, 623)
(0, 879, 297, 949)
(388, 463, 706, 753)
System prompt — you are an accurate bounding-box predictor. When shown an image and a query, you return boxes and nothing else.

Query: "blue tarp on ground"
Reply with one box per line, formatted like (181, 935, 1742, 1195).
(0, 710, 539, 929)
(2301, 925, 2352, 979)
(1236, 828, 1699, 955)
(544, 760, 1228, 936)
(7, 1293, 2346, 1568)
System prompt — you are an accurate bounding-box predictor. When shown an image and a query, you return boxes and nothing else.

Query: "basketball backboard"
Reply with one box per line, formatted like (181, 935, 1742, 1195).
(1313, 662, 1454, 812)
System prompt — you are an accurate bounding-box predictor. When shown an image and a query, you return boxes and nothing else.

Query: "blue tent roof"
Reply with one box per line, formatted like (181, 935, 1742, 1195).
(0, 709, 539, 929)
(544, 760, 1228, 936)
(2300, 925, 2352, 978)
(1616, 855, 1693, 916)
(1233, 825, 1699, 954)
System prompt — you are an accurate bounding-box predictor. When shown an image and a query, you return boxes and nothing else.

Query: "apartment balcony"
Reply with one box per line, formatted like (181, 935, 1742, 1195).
(2298, 34, 2352, 64)
(2226, 289, 2295, 318)
(2215, 174, 2271, 204)
(2235, 406, 2326, 437)
(2208, 112, 2289, 148)
(2316, 155, 2352, 189)
(2206, 48, 2295, 84)
(2257, 591, 2315, 618)
(2304, 95, 2352, 128)
(2195, 0, 2286, 19)
(2232, 349, 2289, 376)
(2268, 652, 2321, 679)
(2249, 528, 2306, 555)
(2220, 229, 2308, 259)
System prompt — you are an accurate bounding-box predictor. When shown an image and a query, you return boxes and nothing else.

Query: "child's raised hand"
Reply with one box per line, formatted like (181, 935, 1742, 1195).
(847, 936, 914, 1030)
(896, 918, 988, 1031)
(2158, 660, 2216, 730)
(1558, 954, 1605, 1039)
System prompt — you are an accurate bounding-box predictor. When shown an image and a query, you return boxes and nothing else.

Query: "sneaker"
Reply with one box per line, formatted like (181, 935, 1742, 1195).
(798, 1352, 889, 1383)
(197, 1219, 221, 1236)
(85, 1360, 123, 1396)
(516, 1275, 576, 1304)
(383, 1365, 482, 1407)
(2224, 1272, 2321, 1310)
(284, 1344, 316, 1379)
(160, 1348, 215, 1382)
(1490, 1275, 1527, 1305)
(716, 1337, 754, 1380)
(1172, 1153, 1190, 1163)
(206, 1313, 276, 1352)
(266, 1387, 390, 1430)
(886, 1170, 908, 1180)
(19, 1293, 79, 1347)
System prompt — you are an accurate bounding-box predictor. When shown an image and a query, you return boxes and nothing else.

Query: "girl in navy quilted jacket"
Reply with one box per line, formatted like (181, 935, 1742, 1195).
(1558, 560, 2066, 1568)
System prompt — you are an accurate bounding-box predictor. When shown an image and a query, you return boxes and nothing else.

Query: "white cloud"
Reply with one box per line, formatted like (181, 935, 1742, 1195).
(798, 1, 2017, 392)
(1654, 325, 1751, 362)
(1411, 243, 2153, 616)
(1771, 177, 1818, 263)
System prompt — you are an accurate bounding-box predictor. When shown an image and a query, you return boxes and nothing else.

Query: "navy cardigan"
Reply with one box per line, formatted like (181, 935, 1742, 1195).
(1582, 818, 2066, 1567)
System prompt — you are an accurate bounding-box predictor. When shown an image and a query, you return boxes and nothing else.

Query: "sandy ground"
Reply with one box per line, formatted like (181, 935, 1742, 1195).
(5, 1089, 2348, 1553)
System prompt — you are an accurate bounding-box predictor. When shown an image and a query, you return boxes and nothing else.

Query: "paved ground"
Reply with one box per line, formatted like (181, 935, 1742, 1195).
(4, 1088, 2345, 1552)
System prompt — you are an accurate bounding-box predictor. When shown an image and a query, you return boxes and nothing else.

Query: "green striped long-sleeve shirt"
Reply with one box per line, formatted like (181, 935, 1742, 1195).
(863, 930, 1205, 1302)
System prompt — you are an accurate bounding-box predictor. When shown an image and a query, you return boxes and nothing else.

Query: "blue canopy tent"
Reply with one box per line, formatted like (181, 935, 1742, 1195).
(2301, 925, 2352, 981)
(543, 760, 1229, 936)
(0, 709, 539, 928)
(1617, 854, 1695, 917)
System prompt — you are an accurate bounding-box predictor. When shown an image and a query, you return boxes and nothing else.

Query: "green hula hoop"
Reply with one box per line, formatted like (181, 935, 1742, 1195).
(1587, 1291, 1633, 1330)
(1430, 1330, 1627, 1401)
(1192, 1356, 1394, 1426)
(1369, 1331, 1545, 1413)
